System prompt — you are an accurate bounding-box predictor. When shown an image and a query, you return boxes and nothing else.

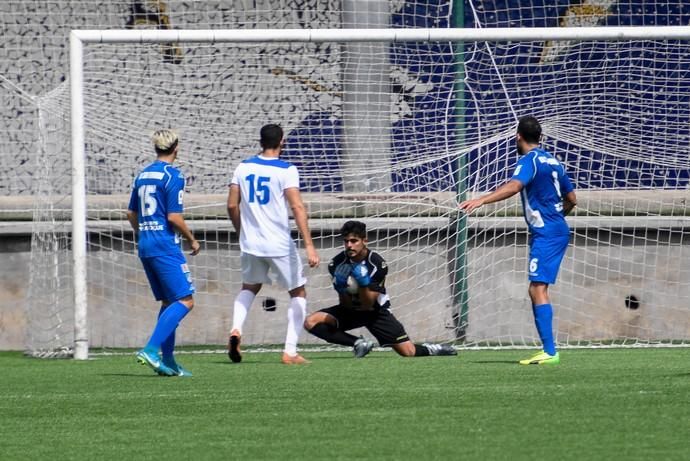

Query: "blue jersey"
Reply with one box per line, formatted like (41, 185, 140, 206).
(127, 160, 185, 258)
(511, 147, 574, 237)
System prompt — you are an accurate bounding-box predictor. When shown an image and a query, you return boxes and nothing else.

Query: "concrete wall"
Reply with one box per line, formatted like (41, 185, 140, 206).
(0, 252, 29, 350)
(2, 230, 457, 351)
(4, 225, 690, 351)
(466, 237, 690, 344)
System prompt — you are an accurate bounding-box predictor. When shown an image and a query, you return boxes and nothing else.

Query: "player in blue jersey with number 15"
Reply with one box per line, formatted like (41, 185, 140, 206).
(127, 129, 200, 377)
(459, 116, 577, 365)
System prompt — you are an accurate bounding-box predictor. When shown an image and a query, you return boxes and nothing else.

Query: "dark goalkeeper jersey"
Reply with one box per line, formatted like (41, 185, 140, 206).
(328, 250, 391, 310)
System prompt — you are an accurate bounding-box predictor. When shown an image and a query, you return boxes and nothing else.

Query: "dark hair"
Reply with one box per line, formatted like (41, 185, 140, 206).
(340, 220, 367, 239)
(260, 124, 284, 149)
(154, 138, 178, 156)
(517, 116, 542, 144)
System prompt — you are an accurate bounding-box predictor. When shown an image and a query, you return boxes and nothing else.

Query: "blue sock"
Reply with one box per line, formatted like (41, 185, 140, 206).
(145, 301, 190, 351)
(158, 305, 176, 361)
(533, 304, 556, 356)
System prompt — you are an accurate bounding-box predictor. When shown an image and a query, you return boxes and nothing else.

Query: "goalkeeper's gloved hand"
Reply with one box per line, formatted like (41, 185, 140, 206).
(351, 261, 371, 287)
(332, 263, 351, 293)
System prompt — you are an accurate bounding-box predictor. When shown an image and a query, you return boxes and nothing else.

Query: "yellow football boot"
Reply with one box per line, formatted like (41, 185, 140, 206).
(519, 351, 560, 365)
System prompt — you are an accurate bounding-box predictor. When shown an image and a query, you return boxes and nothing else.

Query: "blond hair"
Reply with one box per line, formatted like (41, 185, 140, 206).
(151, 129, 179, 154)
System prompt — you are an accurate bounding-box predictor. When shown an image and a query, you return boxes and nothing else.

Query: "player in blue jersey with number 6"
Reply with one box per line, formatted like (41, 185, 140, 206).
(459, 116, 577, 365)
(127, 129, 200, 377)
(226, 124, 320, 365)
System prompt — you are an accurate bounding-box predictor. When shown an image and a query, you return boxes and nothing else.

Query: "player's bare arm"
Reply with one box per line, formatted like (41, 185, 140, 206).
(284, 187, 320, 268)
(563, 190, 577, 216)
(168, 213, 200, 255)
(126, 209, 138, 235)
(336, 286, 378, 311)
(458, 179, 523, 214)
(356, 285, 379, 310)
(226, 184, 241, 233)
(337, 292, 354, 309)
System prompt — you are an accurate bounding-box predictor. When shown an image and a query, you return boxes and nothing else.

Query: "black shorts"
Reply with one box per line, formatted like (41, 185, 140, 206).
(319, 304, 409, 347)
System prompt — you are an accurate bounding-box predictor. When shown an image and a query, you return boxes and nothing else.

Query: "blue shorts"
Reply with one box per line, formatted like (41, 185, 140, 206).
(140, 252, 195, 302)
(528, 234, 569, 285)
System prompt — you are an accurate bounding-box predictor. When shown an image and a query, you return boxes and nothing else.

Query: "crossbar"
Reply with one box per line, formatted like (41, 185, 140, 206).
(71, 26, 690, 44)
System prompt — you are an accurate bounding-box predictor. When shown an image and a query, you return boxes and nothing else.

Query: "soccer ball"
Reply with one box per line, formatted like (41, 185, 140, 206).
(346, 275, 359, 294)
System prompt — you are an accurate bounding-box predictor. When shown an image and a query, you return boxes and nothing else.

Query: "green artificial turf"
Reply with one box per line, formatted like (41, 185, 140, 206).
(1, 349, 689, 460)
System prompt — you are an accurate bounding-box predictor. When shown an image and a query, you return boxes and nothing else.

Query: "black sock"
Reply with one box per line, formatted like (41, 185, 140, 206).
(414, 344, 430, 357)
(307, 323, 358, 347)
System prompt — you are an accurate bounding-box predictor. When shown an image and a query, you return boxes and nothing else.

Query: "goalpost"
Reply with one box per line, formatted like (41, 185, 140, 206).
(29, 26, 690, 359)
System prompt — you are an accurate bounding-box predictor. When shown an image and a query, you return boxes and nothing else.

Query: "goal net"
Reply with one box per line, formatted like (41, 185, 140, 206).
(28, 24, 690, 357)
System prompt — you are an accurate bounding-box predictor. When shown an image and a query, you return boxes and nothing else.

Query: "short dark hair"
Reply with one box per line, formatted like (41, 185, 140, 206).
(517, 116, 542, 144)
(260, 124, 283, 149)
(340, 220, 367, 239)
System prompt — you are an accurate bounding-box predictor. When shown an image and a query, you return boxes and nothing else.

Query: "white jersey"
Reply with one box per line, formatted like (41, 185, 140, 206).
(230, 155, 300, 257)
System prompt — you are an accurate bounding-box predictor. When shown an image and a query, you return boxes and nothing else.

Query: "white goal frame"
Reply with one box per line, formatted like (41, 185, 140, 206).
(69, 26, 690, 359)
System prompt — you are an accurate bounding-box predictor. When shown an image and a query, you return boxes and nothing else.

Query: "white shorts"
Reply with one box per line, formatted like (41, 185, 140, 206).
(240, 251, 306, 291)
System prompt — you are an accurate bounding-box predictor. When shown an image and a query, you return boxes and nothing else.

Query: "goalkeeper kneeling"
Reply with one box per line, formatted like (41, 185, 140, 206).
(304, 220, 457, 358)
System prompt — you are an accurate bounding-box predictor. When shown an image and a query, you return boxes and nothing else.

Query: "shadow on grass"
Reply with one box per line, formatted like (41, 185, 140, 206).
(304, 354, 390, 361)
(469, 360, 518, 365)
(212, 360, 278, 365)
(211, 354, 390, 365)
(100, 373, 172, 378)
(668, 372, 690, 378)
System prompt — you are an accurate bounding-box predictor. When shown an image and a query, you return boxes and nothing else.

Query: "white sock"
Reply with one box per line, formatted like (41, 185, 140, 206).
(231, 289, 256, 334)
(284, 296, 307, 356)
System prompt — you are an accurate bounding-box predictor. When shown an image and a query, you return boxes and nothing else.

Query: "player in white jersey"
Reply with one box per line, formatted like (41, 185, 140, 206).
(226, 124, 320, 365)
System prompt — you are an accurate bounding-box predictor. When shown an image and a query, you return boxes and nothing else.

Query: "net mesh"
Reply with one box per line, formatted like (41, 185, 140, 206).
(1, 1, 687, 355)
